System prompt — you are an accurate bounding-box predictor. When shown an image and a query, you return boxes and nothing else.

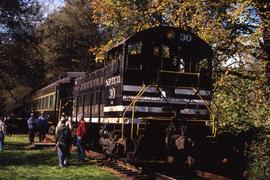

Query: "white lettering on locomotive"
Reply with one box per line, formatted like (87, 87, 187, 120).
(108, 87, 116, 100)
(180, 33, 192, 42)
(105, 75, 121, 86)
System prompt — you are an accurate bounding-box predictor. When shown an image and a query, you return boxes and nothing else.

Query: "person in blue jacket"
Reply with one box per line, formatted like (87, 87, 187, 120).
(36, 112, 48, 142)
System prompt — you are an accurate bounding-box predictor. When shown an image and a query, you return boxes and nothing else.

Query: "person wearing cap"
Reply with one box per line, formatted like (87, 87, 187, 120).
(76, 114, 87, 162)
(36, 112, 47, 142)
(27, 113, 36, 144)
(55, 118, 71, 167)
(0, 117, 6, 150)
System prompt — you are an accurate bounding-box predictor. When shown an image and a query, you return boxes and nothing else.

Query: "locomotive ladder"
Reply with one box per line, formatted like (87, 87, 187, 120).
(121, 84, 157, 140)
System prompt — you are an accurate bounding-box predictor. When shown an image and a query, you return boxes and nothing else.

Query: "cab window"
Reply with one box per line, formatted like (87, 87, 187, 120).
(127, 41, 142, 70)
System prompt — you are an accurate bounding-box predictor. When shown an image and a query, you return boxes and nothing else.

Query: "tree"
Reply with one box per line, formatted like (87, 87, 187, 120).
(38, 0, 102, 80)
(253, 1, 270, 61)
(0, 0, 44, 104)
(90, 0, 260, 67)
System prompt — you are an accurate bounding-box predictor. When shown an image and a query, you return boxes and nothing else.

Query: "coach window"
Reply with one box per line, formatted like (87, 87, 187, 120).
(40, 98, 43, 109)
(45, 96, 49, 109)
(35, 100, 38, 110)
(49, 95, 54, 109)
(42, 98, 46, 109)
(52, 95, 56, 108)
(127, 41, 142, 70)
(34, 100, 38, 110)
(37, 99, 41, 110)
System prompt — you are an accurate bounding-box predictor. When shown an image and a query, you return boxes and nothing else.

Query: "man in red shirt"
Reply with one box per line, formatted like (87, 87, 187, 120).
(76, 115, 87, 162)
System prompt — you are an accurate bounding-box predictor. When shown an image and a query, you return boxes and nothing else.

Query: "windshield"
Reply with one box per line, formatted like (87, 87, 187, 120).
(149, 41, 192, 72)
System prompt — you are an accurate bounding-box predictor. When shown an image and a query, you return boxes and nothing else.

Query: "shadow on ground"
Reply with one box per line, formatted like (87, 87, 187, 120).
(0, 150, 57, 166)
(4, 141, 28, 150)
(0, 136, 58, 166)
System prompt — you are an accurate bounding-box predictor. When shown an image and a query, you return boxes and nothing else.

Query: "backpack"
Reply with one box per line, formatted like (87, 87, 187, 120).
(57, 125, 70, 148)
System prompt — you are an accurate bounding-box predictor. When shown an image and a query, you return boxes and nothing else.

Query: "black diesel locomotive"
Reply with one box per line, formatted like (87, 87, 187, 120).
(8, 26, 214, 166)
(73, 26, 215, 165)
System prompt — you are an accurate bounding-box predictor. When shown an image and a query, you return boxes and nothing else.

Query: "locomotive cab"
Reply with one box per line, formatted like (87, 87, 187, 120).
(123, 27, 213, 89)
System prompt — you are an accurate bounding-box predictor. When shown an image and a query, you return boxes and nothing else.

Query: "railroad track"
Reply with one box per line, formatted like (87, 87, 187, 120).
(99, 160, 150, 179)
(154, 170, 232, 180)
(35, 143, 232, 180)
(85, 150, 231, 180)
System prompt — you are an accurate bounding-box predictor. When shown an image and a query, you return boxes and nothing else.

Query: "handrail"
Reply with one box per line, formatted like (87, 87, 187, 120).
(192, 88, 217, 137)
(130, 85, 153, 139)
(159, 70, 200, 76)
(58, 99, 62, 121)
(121, 84, 157, 139)
(121, 84, 147, 139)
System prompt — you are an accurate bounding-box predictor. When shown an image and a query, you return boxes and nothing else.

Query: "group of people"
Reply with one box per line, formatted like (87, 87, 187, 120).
(27, 112, 48, 144)
(55, 113, 87, 167)
(0, 116, 14, 150)
(3, 111, 87, 167)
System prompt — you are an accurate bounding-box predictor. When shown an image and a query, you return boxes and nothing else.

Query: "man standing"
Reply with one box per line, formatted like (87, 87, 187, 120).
(76, 115, 87, 162)
(5, 116, 13, 137)
(27, 113, 36, 144)
(36, 112, 47, 142)
(0, 117, 6, 150)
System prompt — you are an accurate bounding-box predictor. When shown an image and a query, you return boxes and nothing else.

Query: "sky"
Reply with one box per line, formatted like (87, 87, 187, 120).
(38, 0, 65, 15)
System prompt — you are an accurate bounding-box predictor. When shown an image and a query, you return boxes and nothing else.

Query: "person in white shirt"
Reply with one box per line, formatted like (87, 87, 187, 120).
(27, 113, 36, 144)
(0, 117, 7, 150)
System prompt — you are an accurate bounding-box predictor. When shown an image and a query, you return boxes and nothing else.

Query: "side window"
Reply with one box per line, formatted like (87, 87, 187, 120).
(127, 41, 142, 70)
(178, 59, 185, 72)
(198, 59, 208, 73)
(162, 45, 170, 59)
(112, 51, 120, 73)
(152, 42, 160, 56)
(128, 42, 142, 55)
(107, 47, 123, 73)
(161, 45, 170, 69)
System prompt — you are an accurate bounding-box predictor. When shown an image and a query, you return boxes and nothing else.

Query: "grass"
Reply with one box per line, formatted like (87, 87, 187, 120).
(0, 135, 118, 180)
